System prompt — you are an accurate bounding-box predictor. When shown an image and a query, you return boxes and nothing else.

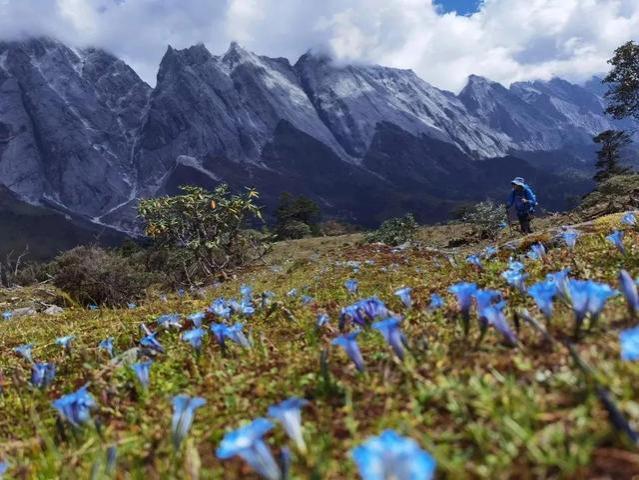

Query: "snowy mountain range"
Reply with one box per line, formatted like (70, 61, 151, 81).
(0, 37, 621, 249)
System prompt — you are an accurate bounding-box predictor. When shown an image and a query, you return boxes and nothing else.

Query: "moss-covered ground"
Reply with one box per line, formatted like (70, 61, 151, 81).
(2, 213, 639, 479)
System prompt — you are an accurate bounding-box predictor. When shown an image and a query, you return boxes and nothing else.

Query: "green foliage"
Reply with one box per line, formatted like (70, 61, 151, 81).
(462, 200, 507, 239)
(138, 185, 266, 282)
(277, 219, 312, 239)
(365, 213, 418, 246)
(604, 40, 639, 121)
(593, 129, 632, 183)
(275, 192, 321, 239)
(52, 246, 154, 306)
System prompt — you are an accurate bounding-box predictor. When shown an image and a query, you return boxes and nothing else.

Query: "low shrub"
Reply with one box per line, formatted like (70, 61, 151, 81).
(366, 214, 418, 246)
(139, 185, 268, 283)
(53, 246, 154, 307)
(579, 174, 639, 217)
(462, 200, 507, 239)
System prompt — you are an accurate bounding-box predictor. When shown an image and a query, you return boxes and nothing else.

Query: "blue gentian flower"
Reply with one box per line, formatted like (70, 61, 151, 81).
(182, 328, 207, 352)
(340, 297, 389, 328)
(209, 298, 231, 319)
(88, 304, 98, 311)
(527, 243, 546, 261)
(501, 268, 528, 292)
(177, 288, 186, 297)
(607, 230, 626, 254)
(240, 284, 253, 302)
(171, 394, 206, 450)
(568, 279, 591, 328)
(127, 303, 137, 309)
(267, 397, 310, 452)
(52, 385, 96, 427)
(586, 282, 617, 322)
(499, 221, 508, 229)
(98, 338, 115, 358)
(211, 323, 250, 348)
(568, 279, 617, 333)
(227, 323, 251, 348)
(474, 289, 501, 312)
(449, 282, 477, 334)
(14, 343, 33, 362)
(546, 269, 571, 299)
(217, 418, 281, 480)
(561, 230, 580, 250)
(528, 281, 558, 320)
(484, 246, 498, 259)
(31, 362, 56, 389)
(0, 459, 8, 477)
(394, 287, 413, 309)
(351, 430, 436, 480)
(620, 270, 639, 317)
(449, 282, 477, 315)
(466, 254, 483, 269)
(156, 313, 182, 329)
(132, 361, 152, 389)
(345, 279, 359, 294)
(2, 310, 13, 320)
(372, 317, 407, 360)
(211, 323, 229, 347)
(287, 288, 298, 298)
(332, 331, 365, 372)
(316, 313, 330, 328)
(301, 295, 314, 305)
(139, 332, 164, 353)
(429, 294, 444, 310)
(622, 212, 637, 226)
(620, 326, 639, 361)
(508, 260, 525, 272)
(229, 299, 256, 316)
(479, 302, 517, 346)
(56, 335, 75, 351)
(188, 312, 206, 327)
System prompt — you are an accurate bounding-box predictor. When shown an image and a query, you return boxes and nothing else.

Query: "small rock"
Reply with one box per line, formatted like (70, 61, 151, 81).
(44, 305, 64, 316)
(12, 307, 37, 318)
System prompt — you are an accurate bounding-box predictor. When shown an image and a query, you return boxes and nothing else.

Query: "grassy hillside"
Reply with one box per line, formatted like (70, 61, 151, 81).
(1, 212, 639, 478)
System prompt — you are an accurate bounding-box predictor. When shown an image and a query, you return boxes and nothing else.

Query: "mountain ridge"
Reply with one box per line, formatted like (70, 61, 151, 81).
(0, 36, 621, 249)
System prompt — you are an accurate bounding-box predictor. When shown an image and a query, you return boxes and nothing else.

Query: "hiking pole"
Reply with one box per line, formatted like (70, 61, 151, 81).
(505, 206, 514, 235)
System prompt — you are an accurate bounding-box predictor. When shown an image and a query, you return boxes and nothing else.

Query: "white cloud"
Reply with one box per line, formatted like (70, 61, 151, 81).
(0, 0, 637, 91)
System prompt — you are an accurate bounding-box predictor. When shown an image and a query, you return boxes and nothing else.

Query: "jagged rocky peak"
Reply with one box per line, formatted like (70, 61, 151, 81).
(221, 41, 255, 68)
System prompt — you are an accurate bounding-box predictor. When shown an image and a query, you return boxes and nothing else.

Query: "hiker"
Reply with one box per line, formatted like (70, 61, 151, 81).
(506, 177, 537, 234)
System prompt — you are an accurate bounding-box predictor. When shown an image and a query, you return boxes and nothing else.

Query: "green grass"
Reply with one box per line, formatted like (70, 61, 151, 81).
(2, 218, 639, 478)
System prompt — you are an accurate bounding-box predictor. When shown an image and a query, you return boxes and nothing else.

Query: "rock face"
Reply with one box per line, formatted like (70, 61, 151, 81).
(0, 38, 150, 221)
(0, 37, 623, 242)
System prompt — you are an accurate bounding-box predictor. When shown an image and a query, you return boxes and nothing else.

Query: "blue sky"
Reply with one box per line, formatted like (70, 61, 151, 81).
(435, 0, 482, 15)
(0, 0, 637, 92)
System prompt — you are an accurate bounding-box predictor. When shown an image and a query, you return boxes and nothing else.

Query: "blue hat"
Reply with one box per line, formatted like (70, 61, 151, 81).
(511, 177, 525, 187)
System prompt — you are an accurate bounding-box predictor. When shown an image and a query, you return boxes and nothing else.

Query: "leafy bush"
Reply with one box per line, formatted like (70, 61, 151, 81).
(462, 200, 507, 239)
(275, 193, 321, 239)
(139, 185, 267, 283)
(365, 214, 418, 246)
(278, 220, 312, 239)
(53, 246, 153, 306)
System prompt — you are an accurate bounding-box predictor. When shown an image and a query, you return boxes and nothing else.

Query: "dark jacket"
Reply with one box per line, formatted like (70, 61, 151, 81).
(507, 185, 537, 215)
